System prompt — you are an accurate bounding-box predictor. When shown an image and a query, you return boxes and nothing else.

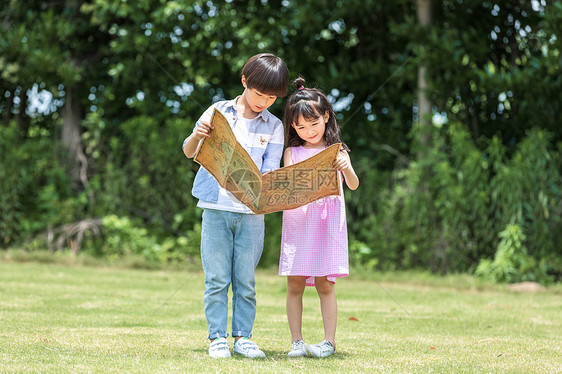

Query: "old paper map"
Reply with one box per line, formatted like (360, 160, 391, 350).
(194, 108, 341, 214)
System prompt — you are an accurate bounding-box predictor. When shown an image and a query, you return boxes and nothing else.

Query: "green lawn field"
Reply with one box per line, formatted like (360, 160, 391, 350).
(0, 259, 560, 373)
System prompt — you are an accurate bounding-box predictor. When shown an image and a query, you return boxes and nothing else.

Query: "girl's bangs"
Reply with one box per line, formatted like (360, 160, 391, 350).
(290, 101, 321, 124)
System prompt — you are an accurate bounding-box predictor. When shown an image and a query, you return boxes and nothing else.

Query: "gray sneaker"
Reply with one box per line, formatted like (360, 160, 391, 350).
(233, 337, 266, 358)
(288, 340, 307, 357)
(307, 340, 335, 358)
(208, 337, 231, 358)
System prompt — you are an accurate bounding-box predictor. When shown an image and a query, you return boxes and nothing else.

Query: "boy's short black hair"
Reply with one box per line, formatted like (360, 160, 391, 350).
(242, 53, 289, 97)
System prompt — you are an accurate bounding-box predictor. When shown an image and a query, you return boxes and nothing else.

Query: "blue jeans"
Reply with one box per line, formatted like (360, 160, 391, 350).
(200, 209, 265, 340)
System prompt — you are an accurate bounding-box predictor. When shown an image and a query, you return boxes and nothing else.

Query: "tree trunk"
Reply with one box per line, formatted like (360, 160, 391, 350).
(3, 90, 13, 125)
(471, 106, 479, 140)
(61, 85, 88, 191)
(58, 0, 89, 191)
(416, 0, 432, 146)
(16, 88, 25, 133)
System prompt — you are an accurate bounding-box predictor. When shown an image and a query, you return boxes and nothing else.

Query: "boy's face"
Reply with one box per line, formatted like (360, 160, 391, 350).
(242, 76, 277, 113)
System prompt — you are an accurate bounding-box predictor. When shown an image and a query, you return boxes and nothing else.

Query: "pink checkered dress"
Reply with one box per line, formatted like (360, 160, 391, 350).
(279, 146, 349, 286)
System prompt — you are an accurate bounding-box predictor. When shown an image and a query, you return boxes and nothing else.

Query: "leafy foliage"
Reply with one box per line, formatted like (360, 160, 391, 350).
(0, 1, 561, 282)
(476, 224, 550, 283)
(0, 122, 77, 247)
(82, 215, 200, 264)
(350, 124, 561, 282)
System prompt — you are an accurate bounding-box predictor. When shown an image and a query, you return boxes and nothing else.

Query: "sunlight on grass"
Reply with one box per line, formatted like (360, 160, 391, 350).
(0, 261, 560, 373)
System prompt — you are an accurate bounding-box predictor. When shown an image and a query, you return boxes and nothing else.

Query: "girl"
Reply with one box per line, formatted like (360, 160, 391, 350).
(280, 77, 359, 358)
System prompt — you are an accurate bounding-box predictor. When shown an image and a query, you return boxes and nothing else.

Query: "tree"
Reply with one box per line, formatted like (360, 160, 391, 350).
(416, 0, 433, 146)
(1, 1, 560, 279)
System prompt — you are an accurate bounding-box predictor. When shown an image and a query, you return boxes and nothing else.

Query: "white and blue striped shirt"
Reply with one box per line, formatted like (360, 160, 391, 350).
(185, 97, 284, 214)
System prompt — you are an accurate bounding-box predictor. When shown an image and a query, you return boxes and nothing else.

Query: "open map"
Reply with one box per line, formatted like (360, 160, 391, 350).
(194, 108, 341, 214)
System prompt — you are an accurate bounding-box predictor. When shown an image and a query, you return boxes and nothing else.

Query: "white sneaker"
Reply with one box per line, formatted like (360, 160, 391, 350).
(307, 340, 335, 358)
(233, 337, 266, 358)
(288, 340, 307, 357)
(209, 337, 231, 358)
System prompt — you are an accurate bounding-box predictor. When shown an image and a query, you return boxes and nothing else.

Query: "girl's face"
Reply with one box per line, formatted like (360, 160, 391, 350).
(292, 111, 329, 147)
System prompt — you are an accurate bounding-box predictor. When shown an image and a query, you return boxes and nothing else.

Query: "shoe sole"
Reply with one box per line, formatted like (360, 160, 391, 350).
(306, 347, 334, 358)
(209, 353, 231, 358)
(288, 352, 307, 357)
(233, 351, 265, 359)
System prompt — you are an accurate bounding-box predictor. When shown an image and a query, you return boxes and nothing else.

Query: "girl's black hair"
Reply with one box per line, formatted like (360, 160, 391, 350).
(242, 53, 289, 97)
(283, 77, 349, 150)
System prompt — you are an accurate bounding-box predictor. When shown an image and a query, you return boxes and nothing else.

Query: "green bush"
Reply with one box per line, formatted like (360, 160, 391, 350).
(81, 215, 200, 264)
(476, 224, 550, 283)
(350, 124, 561, 282)
(0, 122, 77, 247)
(3, 113, 560, 283)
(83, 114, 201, 237)
(349, 240, 378, 270)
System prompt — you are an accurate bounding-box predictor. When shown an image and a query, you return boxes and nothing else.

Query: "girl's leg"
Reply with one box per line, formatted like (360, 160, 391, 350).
(286, 276, 307, 342)
(315, 276, 337, 347)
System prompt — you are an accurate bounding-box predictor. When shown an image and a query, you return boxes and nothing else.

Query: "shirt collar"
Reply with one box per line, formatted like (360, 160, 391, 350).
(225, 96, 273, 123)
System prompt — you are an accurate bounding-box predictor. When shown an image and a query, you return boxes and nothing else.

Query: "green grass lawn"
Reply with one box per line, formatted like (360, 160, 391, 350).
(0, 259, 561, 373)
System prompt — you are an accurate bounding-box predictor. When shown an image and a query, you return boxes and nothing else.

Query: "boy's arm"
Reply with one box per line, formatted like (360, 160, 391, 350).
(183, 121, 213, 159)
(182, 106, 216, 159)
(261, 122, 284, 173)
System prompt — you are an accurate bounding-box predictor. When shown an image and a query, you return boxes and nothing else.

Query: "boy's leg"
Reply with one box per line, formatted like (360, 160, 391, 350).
(286, 276, 307, 342)
(315, 276, 337, 347)
(231, 213, 264, 339)
(201, 209, 234, 340)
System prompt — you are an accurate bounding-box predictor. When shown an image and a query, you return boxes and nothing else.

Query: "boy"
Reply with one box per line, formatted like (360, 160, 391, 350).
(183, 53, 289, 358)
